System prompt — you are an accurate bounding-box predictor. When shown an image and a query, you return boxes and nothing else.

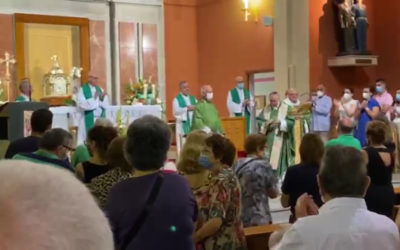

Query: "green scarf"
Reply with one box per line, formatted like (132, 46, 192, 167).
(82, 83, 106, 132)
(176, 93, 197, 134)
(230, 88, 251, 134)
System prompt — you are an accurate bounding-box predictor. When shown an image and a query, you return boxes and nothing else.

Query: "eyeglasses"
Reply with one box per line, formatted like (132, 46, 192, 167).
(63, 145, 76, 152)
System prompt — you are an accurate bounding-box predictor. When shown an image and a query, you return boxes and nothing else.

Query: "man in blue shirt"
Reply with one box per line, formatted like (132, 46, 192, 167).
(312, 84, 332, 143)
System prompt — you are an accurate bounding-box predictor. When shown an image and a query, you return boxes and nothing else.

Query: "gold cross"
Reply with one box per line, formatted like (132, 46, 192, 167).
(0, 52, 16, 79)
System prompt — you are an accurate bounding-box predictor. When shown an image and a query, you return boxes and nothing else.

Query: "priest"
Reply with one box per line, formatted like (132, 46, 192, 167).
(257, 92, 288, 173)
(173, 81, 197, 152)
(76, 73, 109, 144)
(15, 78, 32, 102)
(191, 85, 223, 134)
(227, 76, 254, 134)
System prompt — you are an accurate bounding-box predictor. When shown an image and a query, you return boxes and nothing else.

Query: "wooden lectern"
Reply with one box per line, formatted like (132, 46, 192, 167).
(221, 117, 246, 152)
(0, 102, 49, 142)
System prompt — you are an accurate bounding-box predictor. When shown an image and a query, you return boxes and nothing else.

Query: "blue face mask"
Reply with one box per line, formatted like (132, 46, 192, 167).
(198, 155, 213, 169)
(396, 94, 400, 101)
(376, 86, 383, 93)
(237, 82, 245, 89)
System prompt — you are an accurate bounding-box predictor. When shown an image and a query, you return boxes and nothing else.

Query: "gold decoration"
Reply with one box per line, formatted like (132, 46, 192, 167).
(0, 52, 16, 102)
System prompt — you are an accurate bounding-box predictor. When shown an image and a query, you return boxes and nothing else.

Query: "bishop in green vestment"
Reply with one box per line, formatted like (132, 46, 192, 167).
(15, 79, 32, 102)
(191, 85, 223, 134)
(227, 76, 254, 134)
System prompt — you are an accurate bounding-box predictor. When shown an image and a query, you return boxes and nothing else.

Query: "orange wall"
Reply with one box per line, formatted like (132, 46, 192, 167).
(197, 0, 274, 117)
(164, 0, 274, 118)
(164, 1, 200, 119)
(309, 0, 377, 101)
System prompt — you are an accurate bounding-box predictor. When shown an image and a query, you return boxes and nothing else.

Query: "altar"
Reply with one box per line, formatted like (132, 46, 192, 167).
(50, 104, 162, 145)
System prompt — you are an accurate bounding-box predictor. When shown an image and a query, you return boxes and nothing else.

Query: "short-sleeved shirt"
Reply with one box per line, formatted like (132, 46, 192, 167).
(193, 167, 247, 250)
(375, 92, 394, 119)
(282, 163, 323, 217)
(234, 157, 278, 226)
(5, 136, 41, 159)
(326, 134, 362, 150)
(105, 172, 197, 250)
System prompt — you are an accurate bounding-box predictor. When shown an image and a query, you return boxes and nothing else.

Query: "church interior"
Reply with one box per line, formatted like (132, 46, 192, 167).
(1, 0, 400, 249)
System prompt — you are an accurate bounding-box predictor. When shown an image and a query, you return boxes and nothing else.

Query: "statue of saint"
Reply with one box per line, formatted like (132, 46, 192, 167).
(353, 0, 368, 54)
(335, 0, 356, 55)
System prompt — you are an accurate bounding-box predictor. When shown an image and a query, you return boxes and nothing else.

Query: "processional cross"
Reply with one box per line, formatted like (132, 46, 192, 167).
(0, 52, 17, 102)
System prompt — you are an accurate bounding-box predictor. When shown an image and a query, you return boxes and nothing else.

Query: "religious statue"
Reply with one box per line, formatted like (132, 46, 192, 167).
(335, 0, 356, 55)
(42, 55, 70, 96)
(353, 0, 368, 54)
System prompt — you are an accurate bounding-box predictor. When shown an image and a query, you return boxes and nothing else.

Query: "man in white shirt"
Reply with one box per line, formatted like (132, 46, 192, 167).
(76, 74, 110, 144)
(172, 81, 197, 152)
(227, 76, 254, 134)
(273, 145, 400, 250)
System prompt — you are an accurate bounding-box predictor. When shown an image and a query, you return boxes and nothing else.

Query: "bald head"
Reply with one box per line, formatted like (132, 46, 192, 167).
(0, 160, 113, 250)
(339, 118, 355, 134)
(286, 88, 299, 103)
(94, 118, 114, 127)
(201, 85, 213, 101)
(19, 79, 31, 95)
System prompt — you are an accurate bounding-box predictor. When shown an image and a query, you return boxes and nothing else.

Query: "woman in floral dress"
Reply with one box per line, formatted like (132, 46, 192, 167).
(178, 132, 246, 250)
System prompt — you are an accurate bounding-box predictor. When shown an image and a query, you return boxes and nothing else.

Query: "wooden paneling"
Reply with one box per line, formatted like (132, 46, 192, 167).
(221, 117, 246, 152)
(15, 13, 90, 92)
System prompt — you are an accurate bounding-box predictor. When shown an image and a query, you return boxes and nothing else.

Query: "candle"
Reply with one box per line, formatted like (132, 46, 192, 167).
(143, 83, 148, 99)
(151, 84, 156, 99)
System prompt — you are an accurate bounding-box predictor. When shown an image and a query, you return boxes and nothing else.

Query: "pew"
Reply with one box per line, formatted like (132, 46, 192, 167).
(244, 224, 283, 250)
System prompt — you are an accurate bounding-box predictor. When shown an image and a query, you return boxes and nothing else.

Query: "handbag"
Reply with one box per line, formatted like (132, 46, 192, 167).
(118, 173, 164, 250)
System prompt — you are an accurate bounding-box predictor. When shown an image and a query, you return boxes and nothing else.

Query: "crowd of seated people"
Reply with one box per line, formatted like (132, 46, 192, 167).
(3, 103, 400, 250)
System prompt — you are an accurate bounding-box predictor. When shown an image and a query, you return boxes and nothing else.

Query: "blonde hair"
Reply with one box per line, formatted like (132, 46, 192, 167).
(178, 130, 208, 174)
(0, 160, 113, 250)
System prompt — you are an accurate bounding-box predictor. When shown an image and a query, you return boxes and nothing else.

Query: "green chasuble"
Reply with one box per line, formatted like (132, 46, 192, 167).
(175, 93, 197, 134)
(256, 106, 279, 160)
(82, 83, 106, 132)
(191, 100, 223, 133)
(278, 105, 311, 177)
(16, 95, 29, 102)
(230, 88, 251, 134)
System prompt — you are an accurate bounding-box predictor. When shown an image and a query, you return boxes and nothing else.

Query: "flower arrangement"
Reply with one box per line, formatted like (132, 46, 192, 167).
(125, 77, 161, 105)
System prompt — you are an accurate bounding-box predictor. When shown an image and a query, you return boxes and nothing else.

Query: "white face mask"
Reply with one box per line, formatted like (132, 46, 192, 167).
(396, 106, 400, 114)
(316, 91, 324, 97)
(362, 92, 370, 99)
(206, 92, 213, 101)
(343, 93, 352, 100)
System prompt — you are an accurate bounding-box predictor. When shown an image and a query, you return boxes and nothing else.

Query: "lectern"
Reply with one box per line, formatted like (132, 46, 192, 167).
(0, 102, 49, 142)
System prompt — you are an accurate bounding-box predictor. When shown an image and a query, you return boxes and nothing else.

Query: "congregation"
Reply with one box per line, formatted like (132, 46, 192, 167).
(1, 77, 400, 250)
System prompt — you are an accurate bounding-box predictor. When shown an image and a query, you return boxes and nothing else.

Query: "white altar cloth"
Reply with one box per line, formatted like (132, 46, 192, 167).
(50, 105, 162, 145)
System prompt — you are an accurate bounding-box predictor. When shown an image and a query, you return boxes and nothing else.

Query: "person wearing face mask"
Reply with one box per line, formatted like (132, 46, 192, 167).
(13, 128, 74, 172)
(374, 79, 393, 119)
(355, 86, 380, 146)
(227, 76, 254, 134)
(191, 85, 223, 134)
(334, 88, 358, 121)
(311, 84, 332, 143)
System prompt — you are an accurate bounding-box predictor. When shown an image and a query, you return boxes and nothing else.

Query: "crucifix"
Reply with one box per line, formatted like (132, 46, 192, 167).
(0, 52, 17, 102)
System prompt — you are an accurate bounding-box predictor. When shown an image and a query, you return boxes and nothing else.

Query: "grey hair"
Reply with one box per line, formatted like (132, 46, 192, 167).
(269, 91, 279, 97)
(19, 79, 30, 91)
(94, 118, 114, 127)
(179, 81, 187, 89)
(319, 146, 368, 198)
(39, 128, 72, 151)
(0, 160, 113, 250)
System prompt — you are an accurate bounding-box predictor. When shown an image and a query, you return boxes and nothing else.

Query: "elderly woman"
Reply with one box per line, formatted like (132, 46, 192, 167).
(89, 137, 133, 209)
(105, 116, 197, 250)
(281, 133, 324, 223)
(75, 126, 118, 183)
(193, 134, 247, 250)
(235, 134, 279, 227)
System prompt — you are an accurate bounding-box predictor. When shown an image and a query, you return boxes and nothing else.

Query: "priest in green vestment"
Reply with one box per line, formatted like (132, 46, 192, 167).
(227, 76, 254, 134)
(173, 81, 197, 152)
(15, 78, 32, 102)
(191, 85, 223, 134)
(76, 74, 109, 144)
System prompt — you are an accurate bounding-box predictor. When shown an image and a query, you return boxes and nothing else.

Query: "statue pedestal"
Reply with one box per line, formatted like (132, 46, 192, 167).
(40, 95, 72, 107)
(328, 55, 378, 67)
